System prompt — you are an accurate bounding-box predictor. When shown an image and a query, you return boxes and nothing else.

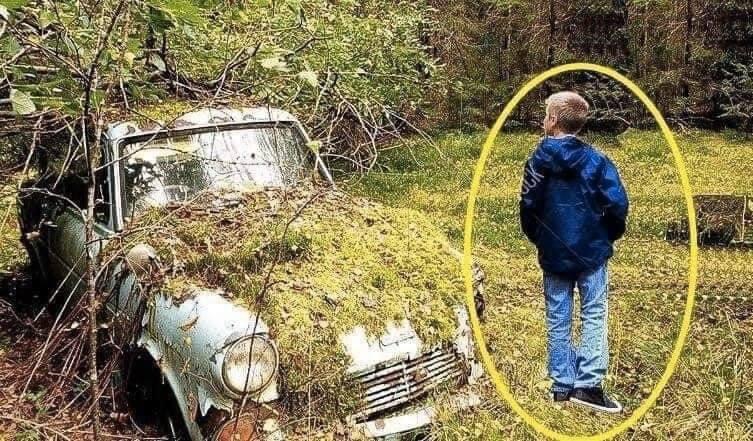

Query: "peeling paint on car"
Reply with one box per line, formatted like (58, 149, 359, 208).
(353, 391, 482, 439)
(342, 321, 424, 374)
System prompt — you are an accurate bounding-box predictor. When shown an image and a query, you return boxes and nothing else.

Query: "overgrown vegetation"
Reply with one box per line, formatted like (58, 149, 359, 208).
(0, 1, 438, 434)
(347, 129, 753, 440)
(106, 185, 467, 423)
(0, 0, 435, 170)
(0, 182, 23, 273)
(1, 0, 752, 439)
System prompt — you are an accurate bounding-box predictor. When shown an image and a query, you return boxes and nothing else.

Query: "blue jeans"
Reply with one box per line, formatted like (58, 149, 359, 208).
(544, 264, 609, 393)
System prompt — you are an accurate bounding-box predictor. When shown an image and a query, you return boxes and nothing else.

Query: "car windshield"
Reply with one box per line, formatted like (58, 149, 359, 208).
(121, 124, 312, 219)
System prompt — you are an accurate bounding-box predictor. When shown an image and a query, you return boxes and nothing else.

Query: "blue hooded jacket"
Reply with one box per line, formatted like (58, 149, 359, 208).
(520, 136, 629, 277)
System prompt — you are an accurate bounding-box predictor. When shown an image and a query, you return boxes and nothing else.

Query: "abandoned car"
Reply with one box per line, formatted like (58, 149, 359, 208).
(666, 194, 753, 246)
(17, 107, 486, 440)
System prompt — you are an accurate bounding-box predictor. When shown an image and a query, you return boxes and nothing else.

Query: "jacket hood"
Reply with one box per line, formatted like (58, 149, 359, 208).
(540, 136, 589, 176)
(520, 135, 630, 276)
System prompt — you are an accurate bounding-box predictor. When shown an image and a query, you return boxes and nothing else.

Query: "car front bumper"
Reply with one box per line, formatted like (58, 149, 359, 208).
(352, 388, 482, 439)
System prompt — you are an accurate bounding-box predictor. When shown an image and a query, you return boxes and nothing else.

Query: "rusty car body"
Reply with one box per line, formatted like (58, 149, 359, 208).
(17, 107, 484, 440)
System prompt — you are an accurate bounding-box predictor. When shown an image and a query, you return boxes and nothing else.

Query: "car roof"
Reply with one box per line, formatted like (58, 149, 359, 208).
(105, 107, 300, 141)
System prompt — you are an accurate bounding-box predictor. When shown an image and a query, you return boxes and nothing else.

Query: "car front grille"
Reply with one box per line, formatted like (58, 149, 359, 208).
(352, 348, 467, 422)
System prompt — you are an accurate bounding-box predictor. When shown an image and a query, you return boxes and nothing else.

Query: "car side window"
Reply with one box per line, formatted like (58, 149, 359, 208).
(94, 166, 111, 225)
(57, 174, 88, 210)
(52, 169, 110, 225)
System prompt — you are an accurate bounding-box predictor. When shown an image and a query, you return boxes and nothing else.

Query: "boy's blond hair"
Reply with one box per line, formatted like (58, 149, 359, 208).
(546, 91, 590, 134)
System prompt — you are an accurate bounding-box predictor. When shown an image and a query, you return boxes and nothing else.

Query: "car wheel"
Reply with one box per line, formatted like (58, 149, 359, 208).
(124, 350, 191, 441)
(20, 233, 50, 292)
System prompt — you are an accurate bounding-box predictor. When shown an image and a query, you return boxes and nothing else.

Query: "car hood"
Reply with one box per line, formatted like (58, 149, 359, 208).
(110, 184, 475, 420)
(341, 306, 477, 374)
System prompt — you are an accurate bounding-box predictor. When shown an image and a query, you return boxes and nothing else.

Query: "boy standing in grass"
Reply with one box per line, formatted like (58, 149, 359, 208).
(519, 91, 629, 413)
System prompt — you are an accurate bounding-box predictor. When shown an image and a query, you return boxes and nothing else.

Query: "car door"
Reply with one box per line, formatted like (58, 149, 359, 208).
(46, 167, 114, 300)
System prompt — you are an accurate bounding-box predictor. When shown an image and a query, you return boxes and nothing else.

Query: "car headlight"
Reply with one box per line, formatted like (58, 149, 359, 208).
(222, 335, 278, 395)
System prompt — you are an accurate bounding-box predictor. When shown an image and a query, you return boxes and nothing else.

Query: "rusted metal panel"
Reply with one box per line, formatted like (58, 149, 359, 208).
(138, 289, 279, 439)
(343, 307, 482, 428)
(353, 349, 465, 421)
(353, 390, 482, 439)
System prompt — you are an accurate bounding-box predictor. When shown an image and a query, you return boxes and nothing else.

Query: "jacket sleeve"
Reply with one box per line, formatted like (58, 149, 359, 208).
(599, 158, 629, 242)
(519, 145, 548, 243)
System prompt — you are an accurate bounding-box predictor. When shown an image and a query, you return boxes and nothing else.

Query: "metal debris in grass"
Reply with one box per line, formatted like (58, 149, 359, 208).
(666, 195, 752, 247)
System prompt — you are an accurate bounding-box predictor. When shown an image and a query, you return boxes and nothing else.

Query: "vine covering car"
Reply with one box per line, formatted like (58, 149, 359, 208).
(17, 107, 486, 440)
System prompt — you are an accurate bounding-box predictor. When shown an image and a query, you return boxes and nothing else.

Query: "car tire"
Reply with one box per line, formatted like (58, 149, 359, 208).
(20, 233, 50, 293)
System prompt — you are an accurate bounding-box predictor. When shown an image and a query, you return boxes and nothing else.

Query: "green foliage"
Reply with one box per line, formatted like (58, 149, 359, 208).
(0, 182, 24, 272)
(0, 0, 29, 10)
(710, 59, 753, 132)
(9, 89, 35, 115)
(0, 0, 436, 168)
(429, 0, 753, 132)
(164, 0, 436, 162)
(13, 429, 41, 441)
(0, 0, 169, 117)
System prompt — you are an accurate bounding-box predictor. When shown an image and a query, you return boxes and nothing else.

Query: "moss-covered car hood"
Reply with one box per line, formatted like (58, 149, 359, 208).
(110, 184, 472, 420)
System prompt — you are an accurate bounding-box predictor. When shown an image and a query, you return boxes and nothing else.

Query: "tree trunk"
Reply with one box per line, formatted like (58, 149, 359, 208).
(638, 3, 648, 78)
(682, 0, 694, 98)
(82, 88, 102, 439)
(85, 144, 100, 439)
(547, 0, 556, 66)
(503, 3, 512, 81)
(619, 0, 631, 64)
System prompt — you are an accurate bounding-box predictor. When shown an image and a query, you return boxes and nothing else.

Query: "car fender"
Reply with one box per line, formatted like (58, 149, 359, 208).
(137, 335, 205, 439)
(105, 263, 279, 439)
(138, 290, 279, 434)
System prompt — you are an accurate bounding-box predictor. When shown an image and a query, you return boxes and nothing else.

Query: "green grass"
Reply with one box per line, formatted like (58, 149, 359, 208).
(345, 129, 753, 440)
(0, 181, 24, 273)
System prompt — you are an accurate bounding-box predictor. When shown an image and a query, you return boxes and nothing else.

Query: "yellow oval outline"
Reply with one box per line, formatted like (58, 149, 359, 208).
(462, 63, 698, 441)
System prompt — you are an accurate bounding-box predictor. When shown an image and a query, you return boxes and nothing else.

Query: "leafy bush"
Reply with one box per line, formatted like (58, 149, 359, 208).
(0, 0, 437, 169)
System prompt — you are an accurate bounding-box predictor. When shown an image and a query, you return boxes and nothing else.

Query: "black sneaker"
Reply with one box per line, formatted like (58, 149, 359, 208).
(551, 390, 571, 402)
(570, 387, 623, 413)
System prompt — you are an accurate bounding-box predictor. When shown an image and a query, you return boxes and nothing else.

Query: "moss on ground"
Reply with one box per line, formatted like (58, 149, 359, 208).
(110, 184, 466, 419)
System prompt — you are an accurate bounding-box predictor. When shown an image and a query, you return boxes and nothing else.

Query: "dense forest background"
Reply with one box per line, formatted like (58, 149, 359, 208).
(1, 0, 753, 173)
(433, 0, 753, 133)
